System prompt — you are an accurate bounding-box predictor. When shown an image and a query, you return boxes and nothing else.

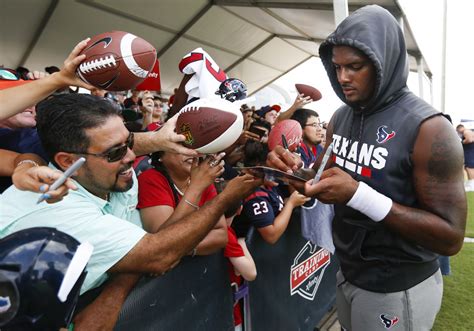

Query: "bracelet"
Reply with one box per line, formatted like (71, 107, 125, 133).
(184, 198, 199, 210)
(16, 160, 39, 168)
(346, 181, 393, 222)
(190, 247, 197, 257)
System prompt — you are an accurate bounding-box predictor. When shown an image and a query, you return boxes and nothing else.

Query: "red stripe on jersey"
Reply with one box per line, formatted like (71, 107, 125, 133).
(244, 191, 269, 203)
(361, 167, 372, 178)
(178, 52, 204, 72)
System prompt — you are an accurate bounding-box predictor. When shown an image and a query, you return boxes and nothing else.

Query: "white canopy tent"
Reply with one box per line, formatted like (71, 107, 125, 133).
(1, 0, 433, 98)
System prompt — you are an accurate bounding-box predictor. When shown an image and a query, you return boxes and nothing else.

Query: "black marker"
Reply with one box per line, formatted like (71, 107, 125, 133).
(281, 134, 289, 150)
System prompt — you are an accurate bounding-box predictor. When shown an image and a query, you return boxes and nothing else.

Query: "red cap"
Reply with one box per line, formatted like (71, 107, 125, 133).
(271, 104, 281, 112)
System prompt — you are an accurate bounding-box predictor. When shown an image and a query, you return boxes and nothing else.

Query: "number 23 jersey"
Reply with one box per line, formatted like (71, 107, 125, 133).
(232, 186, 284, 238)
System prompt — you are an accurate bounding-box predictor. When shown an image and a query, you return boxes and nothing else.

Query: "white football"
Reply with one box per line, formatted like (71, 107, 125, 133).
(176, 97, 243, 154)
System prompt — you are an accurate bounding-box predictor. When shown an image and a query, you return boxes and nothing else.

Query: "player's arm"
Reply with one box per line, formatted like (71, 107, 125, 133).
(305, 116, 466, 255)
(0, 39, 93, 120)
(109, 174, 261, 274)
(383, 116, 466, 255)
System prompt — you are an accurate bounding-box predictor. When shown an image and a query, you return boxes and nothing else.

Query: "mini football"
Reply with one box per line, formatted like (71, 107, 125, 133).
(295, 83, 322, 101)
(77, 31, 157, 91)
(176, 98, 243, 154)
(268, 119, 302, 152)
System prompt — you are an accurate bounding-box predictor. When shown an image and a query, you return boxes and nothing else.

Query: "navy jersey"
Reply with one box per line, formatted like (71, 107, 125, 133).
(0, 128, 48, 193)
(297, 142, 323, 169)
(232, 186, 284, 238)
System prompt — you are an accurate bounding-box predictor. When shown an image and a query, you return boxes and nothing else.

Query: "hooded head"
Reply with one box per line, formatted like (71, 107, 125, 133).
(319, 5, 409, 111)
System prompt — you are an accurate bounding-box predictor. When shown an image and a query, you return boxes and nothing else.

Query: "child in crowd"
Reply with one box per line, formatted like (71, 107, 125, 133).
(232, 140, 309, 244)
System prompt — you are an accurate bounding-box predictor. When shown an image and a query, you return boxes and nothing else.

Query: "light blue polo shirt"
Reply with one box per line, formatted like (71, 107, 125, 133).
(0, 167, 146, 294)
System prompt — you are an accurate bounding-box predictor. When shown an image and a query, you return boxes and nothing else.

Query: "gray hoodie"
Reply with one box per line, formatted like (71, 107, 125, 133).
(319, 5, 440, 292)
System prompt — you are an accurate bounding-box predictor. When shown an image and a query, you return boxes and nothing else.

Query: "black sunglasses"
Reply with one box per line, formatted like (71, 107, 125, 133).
(68, 132, 134, 163)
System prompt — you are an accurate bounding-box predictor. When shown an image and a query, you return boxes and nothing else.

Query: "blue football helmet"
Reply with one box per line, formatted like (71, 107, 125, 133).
(0, 227, 92, 331)
(215, 78, 247, 102)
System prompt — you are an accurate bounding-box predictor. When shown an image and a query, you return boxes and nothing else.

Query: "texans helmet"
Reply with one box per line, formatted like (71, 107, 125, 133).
(0, 227, 93, 331)
(215, 78, 247, 102)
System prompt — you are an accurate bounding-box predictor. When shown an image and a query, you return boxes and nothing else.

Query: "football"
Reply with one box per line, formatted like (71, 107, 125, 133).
(268, 119, 302, 152)
(295, 83, 322, 101)
(176, 97, 243, 154)
(77, 31, 157, 91)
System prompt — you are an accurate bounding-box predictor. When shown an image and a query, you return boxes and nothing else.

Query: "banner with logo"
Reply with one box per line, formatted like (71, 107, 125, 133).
(246, 211, 338, 330)
(135, 59, 161, 91)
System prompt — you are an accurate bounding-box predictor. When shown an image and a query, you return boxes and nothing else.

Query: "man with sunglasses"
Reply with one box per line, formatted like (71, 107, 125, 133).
(0, 93, 262, 329)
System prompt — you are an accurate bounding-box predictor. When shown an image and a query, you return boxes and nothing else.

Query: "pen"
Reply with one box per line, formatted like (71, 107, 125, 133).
(281, 134, 289, 150)
(313, 143, 334, 184)
(37, 157, 86, 204)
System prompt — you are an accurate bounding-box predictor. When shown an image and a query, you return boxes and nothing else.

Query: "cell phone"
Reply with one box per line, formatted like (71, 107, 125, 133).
(249, 126, 266, 138)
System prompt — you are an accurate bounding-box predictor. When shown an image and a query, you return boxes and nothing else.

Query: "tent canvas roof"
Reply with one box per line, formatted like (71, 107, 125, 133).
(0, 0, 430, 95)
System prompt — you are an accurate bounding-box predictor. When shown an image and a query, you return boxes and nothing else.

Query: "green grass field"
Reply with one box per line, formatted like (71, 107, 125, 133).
(465, 192, 474, 237)
(432, 191, 474, 330)
(433, 243, 474, 330)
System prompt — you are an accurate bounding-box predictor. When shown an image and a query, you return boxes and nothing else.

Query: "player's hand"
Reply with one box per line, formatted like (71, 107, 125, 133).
(152, 113, 199, 157)
(12, 166, 77, 203)
(190, 153, 225, 190)
(51, 38, 95, 90)
(287, 190, 310, 207)
(266, 145, 303, 173)
(304, 167, 358, 204)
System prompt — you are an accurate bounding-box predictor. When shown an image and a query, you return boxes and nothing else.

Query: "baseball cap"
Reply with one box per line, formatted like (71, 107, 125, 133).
(0, 69, 31, 90)
(256, 104, 281, 117)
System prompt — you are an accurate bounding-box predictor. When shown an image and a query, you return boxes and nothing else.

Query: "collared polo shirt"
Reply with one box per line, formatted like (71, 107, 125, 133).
(0, 165, 146, 294)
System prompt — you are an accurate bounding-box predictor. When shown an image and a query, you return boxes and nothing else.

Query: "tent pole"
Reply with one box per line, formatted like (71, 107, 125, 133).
(333, 0, 349, 26)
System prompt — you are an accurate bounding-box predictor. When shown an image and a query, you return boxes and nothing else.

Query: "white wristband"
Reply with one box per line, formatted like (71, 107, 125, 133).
(347, 181, 392, 222)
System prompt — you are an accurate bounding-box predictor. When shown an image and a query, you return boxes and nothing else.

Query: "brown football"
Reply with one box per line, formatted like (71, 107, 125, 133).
(295, 83, 322, 101)
(77, 31, 156, 91)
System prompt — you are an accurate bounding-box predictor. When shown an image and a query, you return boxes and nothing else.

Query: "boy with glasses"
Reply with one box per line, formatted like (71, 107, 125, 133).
(291, 108, 324, 168)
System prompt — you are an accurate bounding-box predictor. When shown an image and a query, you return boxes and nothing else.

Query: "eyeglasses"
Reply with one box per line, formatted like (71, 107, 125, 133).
(305, 122, 323, 128)
(68, 132, 134, 162)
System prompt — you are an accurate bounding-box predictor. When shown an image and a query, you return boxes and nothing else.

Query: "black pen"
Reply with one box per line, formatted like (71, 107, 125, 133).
(281, 134, 289, 150)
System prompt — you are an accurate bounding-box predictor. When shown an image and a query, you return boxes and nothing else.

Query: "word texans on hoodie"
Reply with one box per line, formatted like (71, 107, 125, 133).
(332, 133, 388, 177)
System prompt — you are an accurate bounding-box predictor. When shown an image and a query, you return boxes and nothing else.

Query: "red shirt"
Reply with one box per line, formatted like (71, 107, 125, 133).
(224, 227, 245, 326)
(137, 168, 217, 209)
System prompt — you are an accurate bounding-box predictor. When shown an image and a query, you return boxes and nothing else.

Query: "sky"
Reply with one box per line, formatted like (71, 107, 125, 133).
(253, 0, 474, 126)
